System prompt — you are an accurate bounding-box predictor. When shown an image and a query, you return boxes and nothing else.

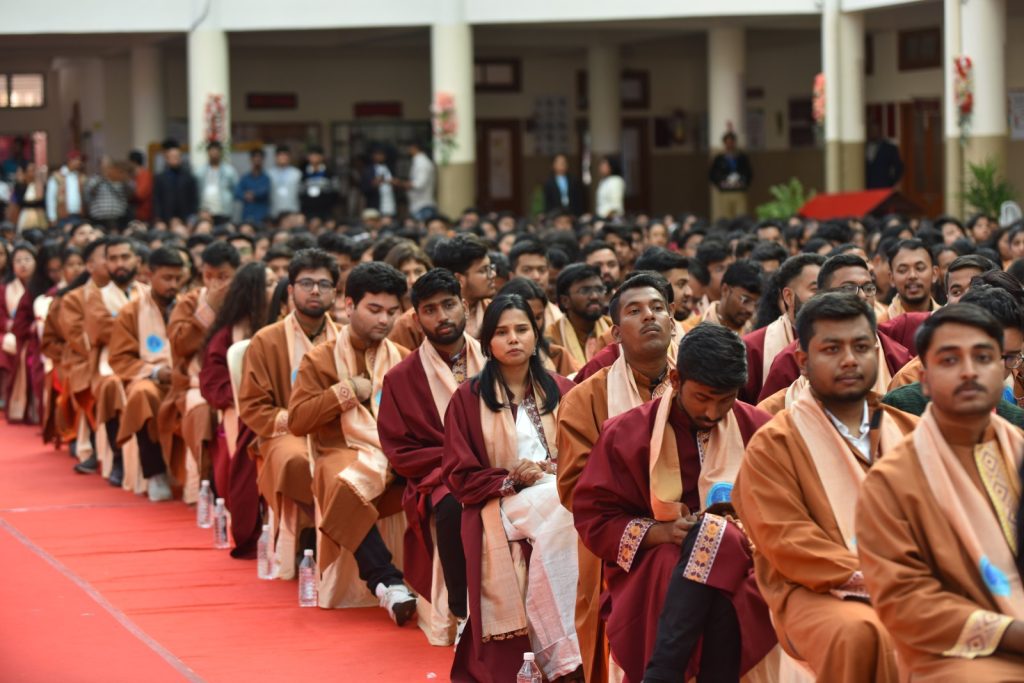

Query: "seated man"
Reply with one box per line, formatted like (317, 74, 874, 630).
(238, 247, 339, 578)
(546, 263, 611, 367)
(378, 269, 484, 631)
(108, 247, 186, 501)
(858, 304, 1024, 679)
(700, 260, 762, 336)
(288, 262, 415, 623)
(574, 324, 777, 683)
(734, 292, 919, 682)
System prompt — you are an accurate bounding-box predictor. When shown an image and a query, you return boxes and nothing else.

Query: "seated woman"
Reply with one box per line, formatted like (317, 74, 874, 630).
(5, 242, 43, 424)
(199, 263, 281, 558)
(443, 293, 583, 683)
(497, 277, 579, 377)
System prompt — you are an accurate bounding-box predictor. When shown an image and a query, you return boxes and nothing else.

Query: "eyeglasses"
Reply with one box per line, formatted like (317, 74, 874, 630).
(1003, 352, 1024, 370)
(572, 286, 606, 297)
(295, 278, 335, 293)
(833, 282, 878, 297)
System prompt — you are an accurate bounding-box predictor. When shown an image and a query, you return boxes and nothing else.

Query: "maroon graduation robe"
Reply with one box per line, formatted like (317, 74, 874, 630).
(758, 331, 911, 402)
(740, 324, 773, 404)
(378, 347, 455, 599)
(877, 311, 930, 357)
(574, 342, 620, 384)
(442, 372, 576, 683)
(573, 399, 775, 683)
(12, 289, 43, 424)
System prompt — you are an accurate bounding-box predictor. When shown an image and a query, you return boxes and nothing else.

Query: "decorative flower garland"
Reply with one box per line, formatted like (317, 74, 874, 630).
(204, 94, 227, 148)
(432, 91, 458, 166)
(954, 55, 973, 145)
(812, 73, 825, 130)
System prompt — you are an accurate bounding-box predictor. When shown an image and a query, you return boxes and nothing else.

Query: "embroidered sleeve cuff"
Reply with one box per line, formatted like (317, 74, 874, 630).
(499, 475, 517, 497)
(617, 518, 656, 572)
(272, 410, 289, 437)
(943, 609, 1014, 659)
(830, 570, 871, 601)
(332, 380, 359, 412)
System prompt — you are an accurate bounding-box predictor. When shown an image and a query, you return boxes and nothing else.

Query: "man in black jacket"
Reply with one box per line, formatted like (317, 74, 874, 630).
(153, 139, 198, 223)
(709, 132, 752, 220)
(864, 122, 904, 189)
(542, 153, 586, 217)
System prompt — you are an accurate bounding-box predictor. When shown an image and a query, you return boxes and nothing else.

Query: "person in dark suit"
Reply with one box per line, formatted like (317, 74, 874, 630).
(708, 132, 753, 219)
(152, 138, 198, 223)
(865, 122, 904, 189)
(542, 153, 586, 217)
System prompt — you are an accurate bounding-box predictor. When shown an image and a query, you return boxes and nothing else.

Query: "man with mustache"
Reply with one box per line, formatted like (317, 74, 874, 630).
(555, 272, 675, 682)
(573, 324, 776, 683)
(288, 262, 416, 622)
(857, 304, 1024, 680)
(108, 247, 187, 502)
(700, 260, 762, 336)
(238, 248, 339, 579)
(878, 238, 939, 323)
(84, 236, 146, 487)
(546, 263, 611, 367)
(733, 293, 918, 682)
(378, 269, 482, 641)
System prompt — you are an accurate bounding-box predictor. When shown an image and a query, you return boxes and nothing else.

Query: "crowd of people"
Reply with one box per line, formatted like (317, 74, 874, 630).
(4, 140, 1024, 682)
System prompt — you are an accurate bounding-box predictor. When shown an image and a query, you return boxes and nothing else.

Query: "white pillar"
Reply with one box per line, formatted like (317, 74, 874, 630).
(821, 0, 841, 192)
(187, 1, 230, 169)
(431, 0, 476, 216)
(708, 26, 745, 219)
(131, 45, 164, 158)
(838, 11, 865, 191)
(943, 0, 963, 215)
(587, 42, 621, 159)
(960, 0, 1007, 175)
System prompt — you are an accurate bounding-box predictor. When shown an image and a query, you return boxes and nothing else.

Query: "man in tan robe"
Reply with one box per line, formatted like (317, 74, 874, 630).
(108, 247, 185, 502)
(700, 260, 761, 336)
(288, 261, 416, 623)
(556, 272, 675, 683)
(877, 238, 939, 323)
(858, 304, 1024, 680)
(547, 263, 612, 368)
(165, 241, 239, 484)
(85, 236, 147, 487)
(390, 233, 495, 349)
(238, 247, 339, 579)
(734, 292, 918, 682)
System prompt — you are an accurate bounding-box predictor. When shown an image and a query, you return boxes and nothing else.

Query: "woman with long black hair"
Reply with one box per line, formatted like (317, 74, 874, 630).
(442, 294, 583, 683)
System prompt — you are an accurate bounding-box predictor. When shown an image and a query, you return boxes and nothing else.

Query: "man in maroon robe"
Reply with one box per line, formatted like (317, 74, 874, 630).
(574, 324, 777, 682)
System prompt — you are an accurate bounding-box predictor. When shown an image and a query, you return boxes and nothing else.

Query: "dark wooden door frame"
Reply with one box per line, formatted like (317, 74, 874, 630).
(475, 119, 523, 213)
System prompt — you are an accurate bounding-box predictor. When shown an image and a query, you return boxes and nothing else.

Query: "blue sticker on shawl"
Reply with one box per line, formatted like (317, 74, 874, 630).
(145, 334, 165, 354)
(981, 556, 1011, 597)
(374, 389, 382, 407)
(291, 368, 298, 385)
(706, 482, 733, 505)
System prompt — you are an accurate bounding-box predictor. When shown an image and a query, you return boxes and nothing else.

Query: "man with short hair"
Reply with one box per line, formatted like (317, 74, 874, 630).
(236, 148, 270, 225)
(46, 150, 85, 223)
(694, 240, 733, 310)
(881, 238, 939, 322)
(602, 224, 638, 273)
(547, 263, 611, 367)
(734, 293, 918, 682)
(153, 138, 198, 223)
(288, 262, 416, 621)
(108, 247, 186, 502)
(556, 273, 676, 683)
(195, 140, 238, 224)
(267, 145, 301, 219)
(509, 240, 562, 328)
(750, 242, 788, 274)
(857, 304, 1024, 679)
(583, 240, 622, 290)
(300, 145, 339, 221)
(709, 131, 753, 219)
(378, 269, 481, 633)
(238, 248, 340, 578)
(701, 260, 762, 335)
(263, 244, 293, 281)
(574, 324, 776, 682)
(634, 247, 693, 326)
(542, 153, 586, 217)
(945, 254, 998, 305)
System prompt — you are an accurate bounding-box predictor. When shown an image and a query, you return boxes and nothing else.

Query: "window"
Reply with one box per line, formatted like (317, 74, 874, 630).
(0, 73, 45, 108)
(474, 59, 521, 93)
(898, 29, 941, 71)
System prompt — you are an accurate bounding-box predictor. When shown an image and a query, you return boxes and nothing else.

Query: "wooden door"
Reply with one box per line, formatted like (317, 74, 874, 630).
(898, 99, 943, 216)
(621, 118, 651, 213)
(476, 120, 522, 212)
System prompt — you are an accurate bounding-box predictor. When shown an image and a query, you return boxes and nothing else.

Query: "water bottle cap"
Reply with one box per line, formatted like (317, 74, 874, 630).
(215, 497, 225, 505)
(523, 652, 535, 662)
(304, 549, 314, 556)
(262, 524, 270, 531)
(200, 480, 209, 486)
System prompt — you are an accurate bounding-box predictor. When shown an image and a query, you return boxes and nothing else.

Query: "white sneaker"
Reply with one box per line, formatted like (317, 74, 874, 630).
(374, 582, 417, 626)
(454, 617, 468, 647)
(147, 473, 173, 502)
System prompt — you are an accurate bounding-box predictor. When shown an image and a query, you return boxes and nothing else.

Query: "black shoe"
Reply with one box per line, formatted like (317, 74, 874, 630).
(73, 454, 98, 474)
(108, 455, 124, 487)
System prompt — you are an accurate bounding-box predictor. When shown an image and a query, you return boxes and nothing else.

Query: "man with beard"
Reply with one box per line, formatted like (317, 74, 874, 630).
(556, 273, 675, 682)
(378, 269, 484, 640)
(733, 293, 918, 682)
(84, 236, 147, 487)
(742, 253, 825, 403)
(288, 262, 416, 619)
(879, 239, 939, 323)
(238, 248, 340, 579)
(582, 240, 623, 291)
(546, 264, 611, 367)
(389, 234, 495, 350)
(857, 305, 1024, 680)
(108, 247, 186, 501)
(510, 240, 563, 330)
(701, 260, 762, 335)
(573, 324, 776, 682)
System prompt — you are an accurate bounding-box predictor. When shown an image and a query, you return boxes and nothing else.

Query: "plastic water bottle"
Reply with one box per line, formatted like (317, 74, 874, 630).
(516, 652, 542, 682)
(257, 524, 273, 579)
(213, 497, 230, 549)
(196, 480, 213, 529)
(298, 549, 318, 607)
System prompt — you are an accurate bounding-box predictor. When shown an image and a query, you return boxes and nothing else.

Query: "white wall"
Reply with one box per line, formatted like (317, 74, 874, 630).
(864, 28, 942, 104)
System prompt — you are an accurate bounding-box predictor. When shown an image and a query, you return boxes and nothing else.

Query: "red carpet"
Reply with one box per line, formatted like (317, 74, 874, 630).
(0, 422, 454, 682)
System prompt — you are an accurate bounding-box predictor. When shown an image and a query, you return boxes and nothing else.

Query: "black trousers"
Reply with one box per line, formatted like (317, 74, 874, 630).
(135, 423, 167, 479)
(434, 493, 468, 618)
(353, 525, 405, 594)
(105, 419, 123, 458)
(643, 528, 742, 683)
